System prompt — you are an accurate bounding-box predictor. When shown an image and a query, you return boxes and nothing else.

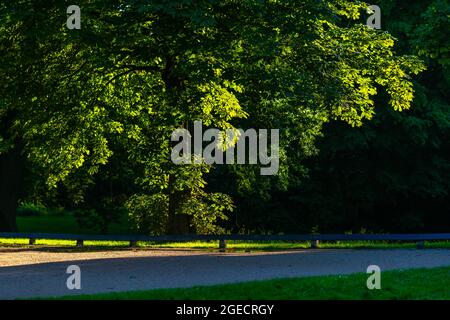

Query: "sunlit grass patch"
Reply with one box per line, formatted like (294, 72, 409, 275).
(2, 237, 450, 251)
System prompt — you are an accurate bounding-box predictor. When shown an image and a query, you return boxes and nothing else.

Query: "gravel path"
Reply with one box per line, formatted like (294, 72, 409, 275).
(1, 248, 450, 299)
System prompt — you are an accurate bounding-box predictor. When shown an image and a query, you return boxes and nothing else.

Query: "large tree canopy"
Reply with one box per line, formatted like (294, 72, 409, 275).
(0, 0, 424, 233)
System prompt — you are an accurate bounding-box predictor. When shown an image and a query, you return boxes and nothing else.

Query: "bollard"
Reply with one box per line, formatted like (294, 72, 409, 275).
(310, 240, 320, 249)
(416, 241, 425, 249)
(129, 240, 138, 247)
(219, 239, 227, 252)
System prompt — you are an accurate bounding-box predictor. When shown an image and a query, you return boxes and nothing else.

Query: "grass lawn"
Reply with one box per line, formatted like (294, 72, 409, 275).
(53, 266, 450, 300)
(2, 237, 450, 250)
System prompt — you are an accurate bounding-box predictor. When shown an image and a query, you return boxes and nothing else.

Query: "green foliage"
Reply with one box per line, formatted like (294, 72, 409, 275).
(126, 194, 168, 235)
(180, 191, 233, 234)
(241, 0, 450, 234)
(126, 189, 233, 235)
(73, 207, 122, 234)
(413, 0, 450, 65)
(16, 202, 48, 217)
(0, 0, 430, 234)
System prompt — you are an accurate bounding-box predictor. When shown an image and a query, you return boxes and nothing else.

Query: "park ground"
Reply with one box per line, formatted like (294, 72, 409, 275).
(1, 247, 450, 300)
(1, 212, 450, 300)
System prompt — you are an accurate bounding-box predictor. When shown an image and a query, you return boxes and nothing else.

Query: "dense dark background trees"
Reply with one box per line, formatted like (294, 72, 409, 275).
(1, 0, 447, 234)
(224, 0, 450, 234)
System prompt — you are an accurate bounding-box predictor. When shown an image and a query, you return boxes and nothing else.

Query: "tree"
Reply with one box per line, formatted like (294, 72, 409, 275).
(253, 0, 450, 234)
(0, 0, 424, 233)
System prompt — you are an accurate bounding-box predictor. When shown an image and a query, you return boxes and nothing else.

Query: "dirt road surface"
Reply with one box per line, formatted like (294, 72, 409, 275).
(1, 248, 450, 299)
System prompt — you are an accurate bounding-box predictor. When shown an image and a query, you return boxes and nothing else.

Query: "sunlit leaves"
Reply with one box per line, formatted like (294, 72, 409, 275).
(0, 0, 427, 233)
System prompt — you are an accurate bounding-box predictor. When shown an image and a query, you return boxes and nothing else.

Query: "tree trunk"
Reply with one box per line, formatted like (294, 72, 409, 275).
(0, 145, 24, 232)
(163, 56, 191, 235)
(167, 174, 191, 235)
(168, 209, 191, 234)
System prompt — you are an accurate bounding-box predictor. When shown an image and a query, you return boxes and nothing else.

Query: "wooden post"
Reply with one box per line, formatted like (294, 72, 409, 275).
(29, 238, 36, 245)
(416, 241, 425, 249)
(129, 240, 138, 247)
(310, 240, 320, 249)
(76, 239, 84, 247)
(219, 239, 227, 252)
